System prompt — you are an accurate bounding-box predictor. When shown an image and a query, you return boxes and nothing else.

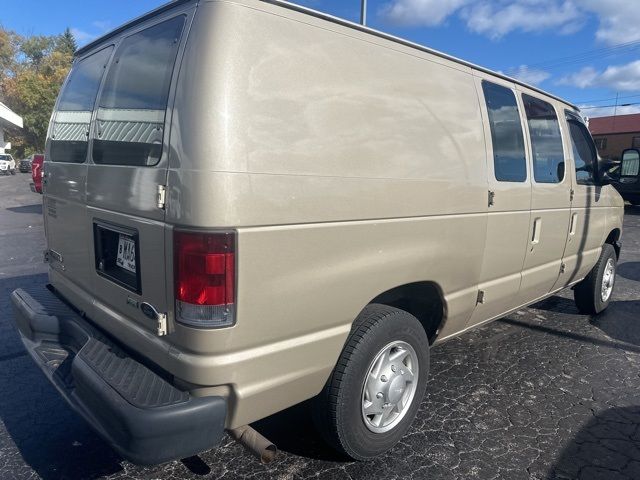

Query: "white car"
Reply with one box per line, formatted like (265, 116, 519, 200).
(0, 154, 16, 175)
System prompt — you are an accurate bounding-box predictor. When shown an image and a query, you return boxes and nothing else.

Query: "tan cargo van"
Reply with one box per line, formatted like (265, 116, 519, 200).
(11, 0, 624, 464)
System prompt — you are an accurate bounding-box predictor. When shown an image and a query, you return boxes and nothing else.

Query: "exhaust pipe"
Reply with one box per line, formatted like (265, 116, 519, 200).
(229, 425, 277, 464)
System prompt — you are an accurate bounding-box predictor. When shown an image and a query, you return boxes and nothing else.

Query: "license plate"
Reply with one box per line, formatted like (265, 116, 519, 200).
(116, 234, 136, 274)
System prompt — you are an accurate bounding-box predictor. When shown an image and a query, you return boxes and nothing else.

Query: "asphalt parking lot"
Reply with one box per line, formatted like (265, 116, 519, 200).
(1, 172, 639, 480)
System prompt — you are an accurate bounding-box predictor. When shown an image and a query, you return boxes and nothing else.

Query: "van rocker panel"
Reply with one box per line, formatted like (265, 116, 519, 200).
(10, 286, 226, 465)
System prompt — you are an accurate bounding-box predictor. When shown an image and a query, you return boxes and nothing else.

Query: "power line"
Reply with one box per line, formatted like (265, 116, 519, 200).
(505, 39, 640, 73)
(580, 102, 640, 110)
(573, 93, 640, 105)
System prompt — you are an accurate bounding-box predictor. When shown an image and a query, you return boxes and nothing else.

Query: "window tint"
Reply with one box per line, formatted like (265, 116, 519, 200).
(523, 95, 565, 184)
(50, 47, 112, 163)
(93, 16, 185, 166)
(566, 111, 596, 185)
(482, 81, 527, 182)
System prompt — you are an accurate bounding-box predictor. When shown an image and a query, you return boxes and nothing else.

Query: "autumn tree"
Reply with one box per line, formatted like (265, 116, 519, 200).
(1, 27, 75, 157)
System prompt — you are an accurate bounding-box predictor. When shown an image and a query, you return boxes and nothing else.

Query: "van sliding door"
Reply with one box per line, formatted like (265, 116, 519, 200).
(518, 93, 572, 302)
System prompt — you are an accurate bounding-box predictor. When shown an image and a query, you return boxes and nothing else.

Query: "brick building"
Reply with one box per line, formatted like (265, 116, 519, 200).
(588, 113, 640, 160)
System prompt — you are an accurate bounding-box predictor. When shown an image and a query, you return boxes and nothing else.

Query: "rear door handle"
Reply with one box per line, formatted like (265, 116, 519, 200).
(531, 217, 542, 245)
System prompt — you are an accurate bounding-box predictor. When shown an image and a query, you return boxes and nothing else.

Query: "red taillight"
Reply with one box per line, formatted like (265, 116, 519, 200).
(174, 231, 235, 328)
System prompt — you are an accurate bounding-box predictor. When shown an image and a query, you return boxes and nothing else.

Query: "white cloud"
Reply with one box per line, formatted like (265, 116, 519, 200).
(558, 61, 640, 92)
(381, 0, 472, 27)
(581, 0, 640, 46)
(580, 104, 640, 119)
(462, 1, 584, 39)
(379, 0, 640, 45)
(70, 21, 111, 47)
(506, 65, 551, 85)
(70, 28, 96, 45)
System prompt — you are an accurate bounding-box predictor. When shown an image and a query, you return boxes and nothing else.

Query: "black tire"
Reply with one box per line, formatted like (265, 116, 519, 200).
(574, 244, 617, 315)
(10, 169, 15, 175)
(312, 304, 429, 461)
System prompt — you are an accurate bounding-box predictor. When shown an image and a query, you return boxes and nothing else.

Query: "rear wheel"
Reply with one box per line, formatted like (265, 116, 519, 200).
(312, 304, 429, 460)
(574, 244, 617, 315)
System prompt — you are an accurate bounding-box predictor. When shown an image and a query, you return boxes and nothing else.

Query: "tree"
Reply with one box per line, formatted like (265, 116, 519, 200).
(56, 28, 77, 58)
(0, 27, 73, 157)
(19, 35, 54, 68)
(0, 29, 18, 99)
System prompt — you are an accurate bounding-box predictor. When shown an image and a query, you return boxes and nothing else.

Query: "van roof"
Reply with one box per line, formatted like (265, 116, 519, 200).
(76, 0, 577, 111)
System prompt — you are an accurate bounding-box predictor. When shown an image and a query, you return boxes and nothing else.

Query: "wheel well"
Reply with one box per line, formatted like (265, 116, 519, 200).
(370, 282, 446, 345)
(605, 229, 621, 259)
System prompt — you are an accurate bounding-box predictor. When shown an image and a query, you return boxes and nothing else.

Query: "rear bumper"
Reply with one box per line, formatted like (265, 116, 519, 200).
(10, 286, 227, 465)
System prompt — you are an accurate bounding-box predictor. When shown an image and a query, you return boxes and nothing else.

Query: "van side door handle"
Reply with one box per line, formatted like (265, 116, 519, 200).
(569, 213, 578, 236)
(531, 217, 542, 246)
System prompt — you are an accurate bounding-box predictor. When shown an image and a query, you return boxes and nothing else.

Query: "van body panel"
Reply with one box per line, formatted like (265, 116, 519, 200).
(30, 0, 625, 444)
(169, 1, 486, 224)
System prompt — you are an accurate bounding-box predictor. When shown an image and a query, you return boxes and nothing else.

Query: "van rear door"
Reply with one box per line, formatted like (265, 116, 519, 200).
(87, 14, 188, 331)
(46, 10, 190, 333)
(45, 46, 114, 290)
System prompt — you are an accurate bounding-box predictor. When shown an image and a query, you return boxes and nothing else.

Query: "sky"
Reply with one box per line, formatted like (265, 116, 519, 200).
(2, 0, 640, 118)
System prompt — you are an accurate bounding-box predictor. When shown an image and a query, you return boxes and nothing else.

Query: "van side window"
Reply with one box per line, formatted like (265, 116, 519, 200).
(50, 47, 113, 163)
(565, 111, 597, 185)
(482, 81, 527, 182)
(522, 95, 565, 184)
(93, 16, 185, 166)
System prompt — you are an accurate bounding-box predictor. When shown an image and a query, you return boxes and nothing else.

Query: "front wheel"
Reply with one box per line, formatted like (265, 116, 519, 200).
(312, 304, 429, 460)
(574, 244, 617, 315)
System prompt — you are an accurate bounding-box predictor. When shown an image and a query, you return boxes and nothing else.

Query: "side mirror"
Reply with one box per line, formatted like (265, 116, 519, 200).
(597, 157, 619, 186)
(621, 148, 640, 177)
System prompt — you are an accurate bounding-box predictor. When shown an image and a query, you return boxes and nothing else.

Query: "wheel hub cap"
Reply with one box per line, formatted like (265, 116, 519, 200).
(601, 258, 615, 302)
(361, 341, 418, 433)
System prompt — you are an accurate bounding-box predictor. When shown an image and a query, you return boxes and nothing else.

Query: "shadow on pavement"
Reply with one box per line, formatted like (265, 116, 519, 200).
(252, 400, 347, 462)
(624, 205, 640, 216)
(500, 297, 640, 353)
(549, 405, 640, 480)
(531, 295, 579, 315)
(0, 273, 124, 480)
(6, 203, 42, 215)
(617, 262, 640, 282)
(590, 299, 640, 347)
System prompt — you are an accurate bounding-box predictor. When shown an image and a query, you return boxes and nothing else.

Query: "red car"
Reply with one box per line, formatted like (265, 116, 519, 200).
(30, 154, 44, 193)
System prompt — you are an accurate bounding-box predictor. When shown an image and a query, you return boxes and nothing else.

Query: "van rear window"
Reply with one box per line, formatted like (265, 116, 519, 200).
(92, 16, 185, 166)
(50, 47, 113, 163)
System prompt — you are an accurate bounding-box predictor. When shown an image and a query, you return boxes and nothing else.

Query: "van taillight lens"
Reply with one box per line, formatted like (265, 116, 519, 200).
(174, 231, 235, 328)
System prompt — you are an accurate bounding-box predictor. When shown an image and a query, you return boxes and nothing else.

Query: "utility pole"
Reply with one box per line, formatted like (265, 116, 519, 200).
(360, 0, 367, 26)
(613, 92, 619, 131)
